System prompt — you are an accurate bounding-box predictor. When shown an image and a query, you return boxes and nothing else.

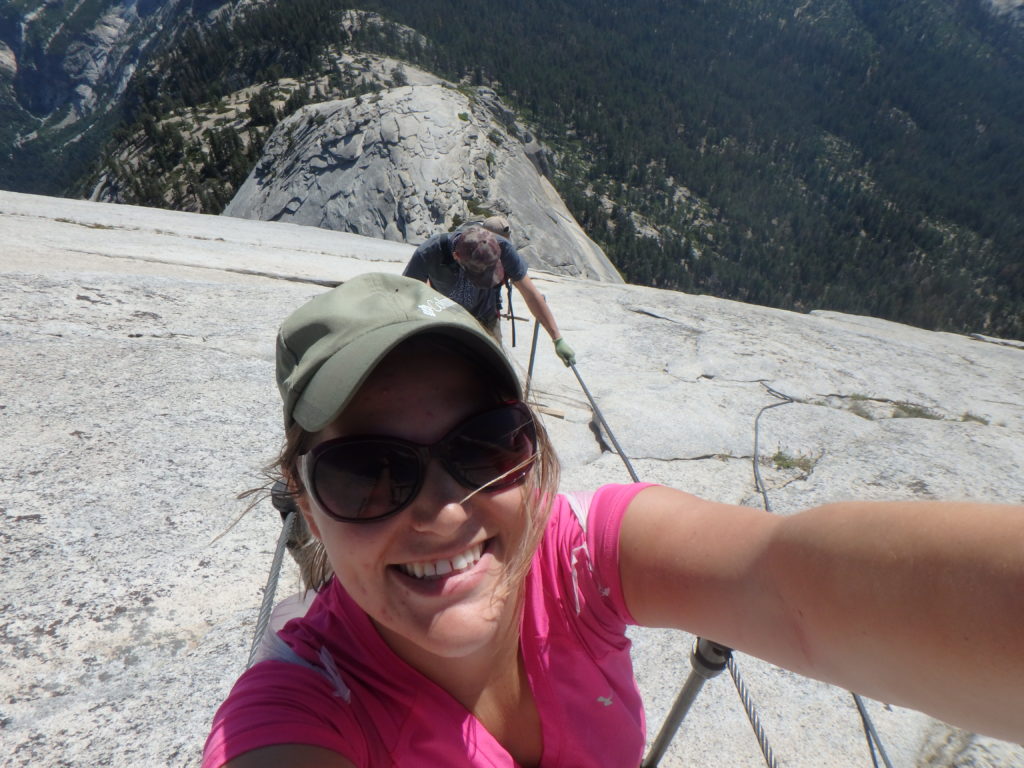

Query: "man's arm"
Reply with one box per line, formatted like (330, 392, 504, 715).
(513, 275, 561, 340)
(514, 275, 575, 365)
(618, 485, 1024, 742)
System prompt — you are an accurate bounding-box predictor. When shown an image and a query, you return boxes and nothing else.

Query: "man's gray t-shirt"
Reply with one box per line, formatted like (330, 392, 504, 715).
(402, 232, 528, 322)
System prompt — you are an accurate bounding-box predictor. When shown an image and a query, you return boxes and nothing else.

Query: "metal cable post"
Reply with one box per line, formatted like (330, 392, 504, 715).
(563, 362, 789, 767)
(642, 639, 731, 767)
(566, 361, 758, 767)
(525, 317, 541, 401)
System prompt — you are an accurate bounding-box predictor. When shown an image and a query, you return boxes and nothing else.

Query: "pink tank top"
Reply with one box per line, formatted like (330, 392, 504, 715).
(203, 483, 653, 767)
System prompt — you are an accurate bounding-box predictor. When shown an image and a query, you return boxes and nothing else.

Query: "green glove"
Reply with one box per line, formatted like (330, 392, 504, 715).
(553, 337, 576, 367)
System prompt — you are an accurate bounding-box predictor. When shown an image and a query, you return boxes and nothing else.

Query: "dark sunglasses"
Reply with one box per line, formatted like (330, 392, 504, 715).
(299, 402, 537, 523)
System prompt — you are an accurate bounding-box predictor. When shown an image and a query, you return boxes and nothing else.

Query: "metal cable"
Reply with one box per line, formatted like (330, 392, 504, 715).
(751, 385, 795, 513)
(853, 693, 895, 768)
(568, 362, 785, 767)
(751, 384, 894, 768)
(246, 508, 296, 668)
(856, 694, 882, 768)
(728, 655, 782, 768)
(568, 362, 640, 482)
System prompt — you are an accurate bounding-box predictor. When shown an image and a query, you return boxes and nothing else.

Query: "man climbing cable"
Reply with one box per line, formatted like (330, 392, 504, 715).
(402, 216, 576, 366)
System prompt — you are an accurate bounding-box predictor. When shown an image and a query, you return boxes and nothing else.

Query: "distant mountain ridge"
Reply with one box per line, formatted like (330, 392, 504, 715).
(2, 0, 1023, 337)
(0, 0, 218, 190)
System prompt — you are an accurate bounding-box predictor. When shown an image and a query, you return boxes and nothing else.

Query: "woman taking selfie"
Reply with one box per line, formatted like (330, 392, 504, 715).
(203, 273, 1024, 767)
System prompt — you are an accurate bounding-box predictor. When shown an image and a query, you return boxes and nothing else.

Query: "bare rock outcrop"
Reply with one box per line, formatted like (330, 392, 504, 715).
(5, 0, 187, 130)
(0, 40, 16, 79)
(982, 0, 1024, 26)
(224, 83, 622, 282)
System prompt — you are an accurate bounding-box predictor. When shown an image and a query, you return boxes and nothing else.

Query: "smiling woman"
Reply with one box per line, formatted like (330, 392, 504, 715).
(202, 273, 1024, 768)
(294, 338, 541, 666)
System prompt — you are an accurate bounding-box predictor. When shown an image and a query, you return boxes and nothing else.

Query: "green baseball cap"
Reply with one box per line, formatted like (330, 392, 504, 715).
(276, 272, 520, 432)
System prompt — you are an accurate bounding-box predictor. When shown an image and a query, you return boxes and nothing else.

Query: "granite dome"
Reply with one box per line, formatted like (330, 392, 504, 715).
(223, 83, 621, 283)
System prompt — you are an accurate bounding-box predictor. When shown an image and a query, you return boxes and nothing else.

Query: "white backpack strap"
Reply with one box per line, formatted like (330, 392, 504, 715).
(563, 491, 597, 614)
(563, 490, 595, 533)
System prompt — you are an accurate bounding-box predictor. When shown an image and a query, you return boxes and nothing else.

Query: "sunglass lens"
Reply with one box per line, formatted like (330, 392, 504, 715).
(313, 442, 420, 520)
(446, 406, 536, 490)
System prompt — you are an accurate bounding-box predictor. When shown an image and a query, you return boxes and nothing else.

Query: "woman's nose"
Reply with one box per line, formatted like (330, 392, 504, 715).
(406, 459, 472, 532)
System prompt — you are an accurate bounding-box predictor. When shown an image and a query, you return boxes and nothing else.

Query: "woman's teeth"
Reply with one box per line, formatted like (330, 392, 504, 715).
(399, 542, 484, 580)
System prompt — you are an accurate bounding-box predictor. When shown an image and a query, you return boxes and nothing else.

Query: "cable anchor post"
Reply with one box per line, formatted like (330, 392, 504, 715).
(641, 638, 731, 767)
(524, 316, 541, 401)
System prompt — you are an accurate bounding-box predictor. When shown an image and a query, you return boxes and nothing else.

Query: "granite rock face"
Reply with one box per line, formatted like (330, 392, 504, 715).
(0, 40, 16, 78)
(224, 83, 622, 282)
(2, 0, 190, 130)
(2, 190, 1022, 768)
(983, 0, 1024, 25)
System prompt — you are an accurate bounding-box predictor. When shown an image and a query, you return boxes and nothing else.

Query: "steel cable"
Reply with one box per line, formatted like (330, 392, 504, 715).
(750, 383, 893, 768)
(728, 655, 782, 768)
(246, 507, 295, 668)
(568, 362, 640, 482)
(569, 362, 782, 767)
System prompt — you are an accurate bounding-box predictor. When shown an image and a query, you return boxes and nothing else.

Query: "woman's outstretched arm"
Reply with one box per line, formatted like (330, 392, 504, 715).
(618, 485, 1024, 742)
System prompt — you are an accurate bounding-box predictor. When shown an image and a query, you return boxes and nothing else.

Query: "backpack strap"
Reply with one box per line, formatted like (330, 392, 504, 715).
(563, 491, 598, 614)
(563, 491, 595, 532)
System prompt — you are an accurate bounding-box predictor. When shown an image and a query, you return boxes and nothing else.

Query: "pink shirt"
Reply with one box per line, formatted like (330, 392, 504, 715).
(203, 483, 652, 767)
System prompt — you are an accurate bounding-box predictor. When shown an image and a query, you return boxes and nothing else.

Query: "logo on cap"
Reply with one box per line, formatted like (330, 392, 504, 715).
(417, 297, 457, 317)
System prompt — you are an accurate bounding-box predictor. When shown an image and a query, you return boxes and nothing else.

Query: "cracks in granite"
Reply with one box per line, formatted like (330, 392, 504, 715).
(771, 472, 814, 491)
(641, 452, 753, 463)
(577, 376, 821, 493)
(968, 332, 1024, 350)
(6, 281, 286, 357)
(590, 449, 818, 490)
(682, 375, 990, 427)
(816, 391, 951, 422)
(627, 305, 703, 334)
(21, 211, 233, 249)
(39, 248, 345, 287)
(694, 374, 776, 386)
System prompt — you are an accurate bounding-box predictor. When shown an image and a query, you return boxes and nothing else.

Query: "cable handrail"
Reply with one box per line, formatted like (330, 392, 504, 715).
(564, 353, 777, 768)
(246, 500, 296, 668)
(750, 383, 893, 768)
(728, 655, 781, 768)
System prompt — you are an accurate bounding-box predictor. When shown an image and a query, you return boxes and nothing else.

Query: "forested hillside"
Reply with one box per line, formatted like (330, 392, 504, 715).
(349, 0, 1024, 338)
(14, 0, 1024, 338)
